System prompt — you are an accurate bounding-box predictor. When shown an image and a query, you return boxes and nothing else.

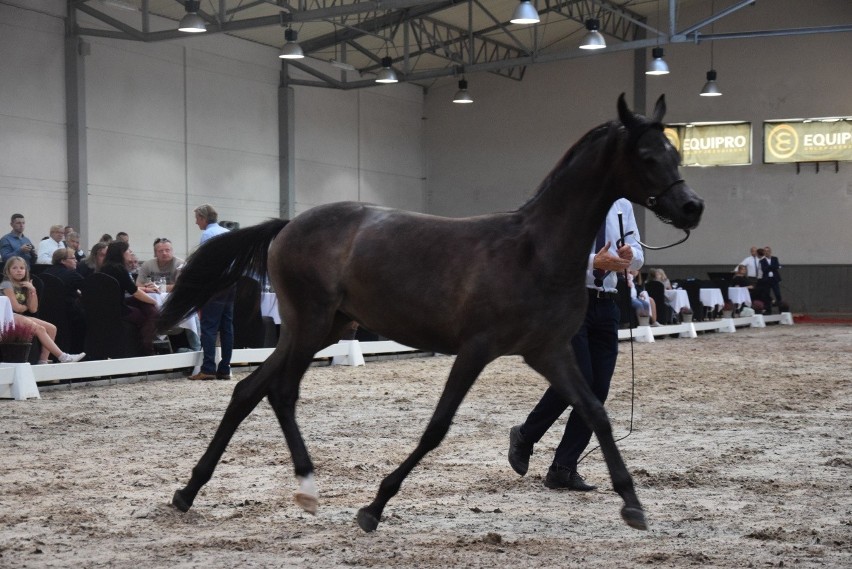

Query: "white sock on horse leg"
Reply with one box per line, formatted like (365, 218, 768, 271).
(294, 474, 318, 515)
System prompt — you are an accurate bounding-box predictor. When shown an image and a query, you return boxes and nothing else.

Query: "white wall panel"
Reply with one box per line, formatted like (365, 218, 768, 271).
(359, 170, 424, 212)
(294, 162, 360, 215)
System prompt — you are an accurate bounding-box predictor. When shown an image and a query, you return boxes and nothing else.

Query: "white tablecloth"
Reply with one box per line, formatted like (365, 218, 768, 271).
(663, 289, 691, 314)
(727, 287, 752, 307)
(147, 292, 200, 337)
(261, 292, 281, 324)
(0, 297, 13, 331)
(699, 288, 725, 310)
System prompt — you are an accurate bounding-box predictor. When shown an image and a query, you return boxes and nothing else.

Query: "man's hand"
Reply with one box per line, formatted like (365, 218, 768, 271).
(593, 241, 631, 272)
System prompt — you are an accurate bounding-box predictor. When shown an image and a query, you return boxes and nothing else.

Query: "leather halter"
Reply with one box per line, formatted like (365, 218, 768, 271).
(646, 178, 684, 210)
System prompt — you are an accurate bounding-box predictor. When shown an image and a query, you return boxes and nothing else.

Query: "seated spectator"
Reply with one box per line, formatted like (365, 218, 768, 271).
(646, 267, 673, 290)
(136, 237, 184, 292)
(77, 242, 107, 279)
(44, 248, 87, 352)
(98, 241, 159, 355)
(99, 233, 113, 244)
(1, 256, 85, 363)
(628, 269, 659, 326)
(65, 232, 86, 263)
(0, 213, 37, 267)
(116, 232, 129, 243)
(731, 265, 754, 288)
(36, 224, 66, 265)
(44, 248, 85, 305)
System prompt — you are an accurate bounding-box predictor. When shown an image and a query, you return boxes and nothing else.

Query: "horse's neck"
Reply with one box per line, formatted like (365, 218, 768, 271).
(520, 146, 618, 260)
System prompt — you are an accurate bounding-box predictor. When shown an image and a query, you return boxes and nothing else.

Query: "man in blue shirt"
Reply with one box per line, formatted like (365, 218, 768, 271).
(188, 204, 235, 381)
(0, 213, 37, 267)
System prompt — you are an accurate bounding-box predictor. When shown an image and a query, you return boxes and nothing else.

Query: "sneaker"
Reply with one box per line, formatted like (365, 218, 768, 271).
(36, 360, 50, 365)
(650, 321, 661, 327)
(508, 425, 533, 476)
(188, 372, 216, 381)
(58, 352, 85, 363)
(544, 464, 597, 491)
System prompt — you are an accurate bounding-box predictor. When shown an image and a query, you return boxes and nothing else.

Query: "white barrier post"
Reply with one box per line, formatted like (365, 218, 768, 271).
(634, 325, 655, 343)
(718, 318, 736, 333)
(679, 322, 698, 339)
(331, 340, 365, 366)
(750, 314, 766, 328)
(780, 312, 794, 325)
(0, 363, 41, 400)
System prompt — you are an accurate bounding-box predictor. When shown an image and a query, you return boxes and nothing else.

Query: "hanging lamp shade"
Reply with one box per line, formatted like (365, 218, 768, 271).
(178, 1, 206, 33)
(452, 79, 474, 104)
(579, 18, 606, 50)
(375, 56, 398, 83)
(646, 47, 670, 75)
(700, 69, 722, 96)
(279, 29, 304, 59)
(510, 1, 540, 25)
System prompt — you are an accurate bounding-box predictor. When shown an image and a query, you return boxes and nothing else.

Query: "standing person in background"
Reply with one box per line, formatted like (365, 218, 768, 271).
(735, 246, 760, 283)
(508, 199, 643, 491)
(36, 224, 66, 265)
(0, 214, 37, 267)
(116, 232, 129, 243)
(762, 245, 782, 305)
(188, 204, 234, 381)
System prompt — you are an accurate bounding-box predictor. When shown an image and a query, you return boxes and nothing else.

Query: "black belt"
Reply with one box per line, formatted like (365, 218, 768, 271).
(588, 288, 617, 301)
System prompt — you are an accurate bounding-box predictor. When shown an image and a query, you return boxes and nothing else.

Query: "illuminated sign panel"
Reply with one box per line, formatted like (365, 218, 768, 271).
(664, 122, 751, 166)
(764, 119, 852, 163)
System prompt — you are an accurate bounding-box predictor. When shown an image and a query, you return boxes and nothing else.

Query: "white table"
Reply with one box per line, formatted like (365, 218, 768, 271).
(0, 297, 13, 332)
(663, 289, 691, 314)
(699, 288, 725, 311)
(146, 292, 200, 337)
(261, 292, 281, 325)
(727, 287, 752, 307)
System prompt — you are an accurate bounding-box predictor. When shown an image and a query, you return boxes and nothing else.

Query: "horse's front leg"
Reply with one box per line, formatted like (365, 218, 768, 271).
(357, 341, 494, 532)
(172, 357, 278, 512)
(525, 350, 646, 530)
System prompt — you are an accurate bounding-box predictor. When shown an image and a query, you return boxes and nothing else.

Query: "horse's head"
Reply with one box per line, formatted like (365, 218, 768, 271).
(616, 94, 704, 230)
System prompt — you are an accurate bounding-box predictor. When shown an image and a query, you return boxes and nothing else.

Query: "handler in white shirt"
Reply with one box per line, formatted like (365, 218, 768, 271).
(36, 225, 66, 265)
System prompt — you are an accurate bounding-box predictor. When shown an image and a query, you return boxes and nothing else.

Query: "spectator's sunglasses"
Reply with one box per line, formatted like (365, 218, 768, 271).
(153, 238, 171, 245)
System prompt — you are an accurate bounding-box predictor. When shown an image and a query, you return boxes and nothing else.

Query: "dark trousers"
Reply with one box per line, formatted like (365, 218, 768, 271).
(125, 298, 159, 356)
(200, 289, 235, 374)
(520, 296, 620, 470)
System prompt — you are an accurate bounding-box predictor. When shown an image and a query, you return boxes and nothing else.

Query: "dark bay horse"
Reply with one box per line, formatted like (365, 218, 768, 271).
(159, 94, 704, 532)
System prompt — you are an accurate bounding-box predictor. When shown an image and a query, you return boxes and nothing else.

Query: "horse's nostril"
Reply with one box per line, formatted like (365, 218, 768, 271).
(683, 200, 704, 217)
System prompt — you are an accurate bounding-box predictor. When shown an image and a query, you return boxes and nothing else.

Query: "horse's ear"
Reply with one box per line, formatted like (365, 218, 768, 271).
(651, 94, 666, 123)
(617, 93, 639, 131)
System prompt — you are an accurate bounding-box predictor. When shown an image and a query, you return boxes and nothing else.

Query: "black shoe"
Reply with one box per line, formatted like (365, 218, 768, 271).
(544, 465, 597, 491)
(508, 425, 533, 476)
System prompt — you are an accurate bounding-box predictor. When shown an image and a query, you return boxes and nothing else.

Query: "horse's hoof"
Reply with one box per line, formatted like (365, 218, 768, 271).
(621, 506, 648, 530)
(172, 489, 192, 513)
(294, 491, 318, 515)
(356, 508, 380, 533)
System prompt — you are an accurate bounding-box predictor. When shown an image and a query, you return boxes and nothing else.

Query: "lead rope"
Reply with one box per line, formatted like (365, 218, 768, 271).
(576, 219, 690, 465)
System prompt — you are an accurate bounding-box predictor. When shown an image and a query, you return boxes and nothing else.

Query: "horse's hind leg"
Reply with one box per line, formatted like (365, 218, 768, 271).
(265, 313, 354, 515)
(525, 350, 646, 530)
(172, 349, 286, 512)
(357, 341, 493, 532)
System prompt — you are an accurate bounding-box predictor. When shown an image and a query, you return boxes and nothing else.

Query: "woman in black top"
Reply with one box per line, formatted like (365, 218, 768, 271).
(99, 241, 159, 355)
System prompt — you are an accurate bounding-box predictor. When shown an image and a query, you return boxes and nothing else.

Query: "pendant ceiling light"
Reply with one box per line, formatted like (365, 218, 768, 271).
(375, 56, 398, 84)
(510, 1, 540, 25)
(646, 47, 670, 75)
(699, 0, 722, 96)
(579, 18, 606, 50)
(279, 28, 304, 59)
(452, 78, 473, 104)
(178, 0, 206, 33)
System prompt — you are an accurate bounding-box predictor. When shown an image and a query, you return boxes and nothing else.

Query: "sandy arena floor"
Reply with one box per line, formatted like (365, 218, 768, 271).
(0, 323, 850, 568)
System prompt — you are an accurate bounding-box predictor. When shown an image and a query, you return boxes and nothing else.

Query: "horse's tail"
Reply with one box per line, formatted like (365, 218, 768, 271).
(158, 218, 289, 332)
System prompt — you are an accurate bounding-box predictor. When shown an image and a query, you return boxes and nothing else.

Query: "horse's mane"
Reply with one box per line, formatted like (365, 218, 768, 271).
(519, 121, 622, 211)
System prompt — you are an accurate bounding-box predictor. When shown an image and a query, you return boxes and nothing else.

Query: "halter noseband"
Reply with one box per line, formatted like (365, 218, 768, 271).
(645, 178, 684, 209)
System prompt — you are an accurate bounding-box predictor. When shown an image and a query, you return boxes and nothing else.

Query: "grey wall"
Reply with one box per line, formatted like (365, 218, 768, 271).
(423, 0, 852, 268)
(0, 1, 424, 263)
